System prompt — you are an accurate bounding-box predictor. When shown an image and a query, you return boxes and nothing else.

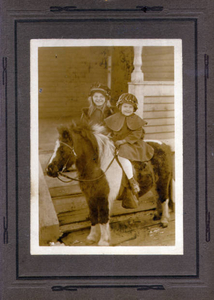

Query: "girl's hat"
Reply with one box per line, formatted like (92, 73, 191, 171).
(89, 83, 111, 99)
(116, 93, 138, 111)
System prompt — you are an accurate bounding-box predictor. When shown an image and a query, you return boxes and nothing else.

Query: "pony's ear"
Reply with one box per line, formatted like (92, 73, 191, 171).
(57, 126, 71, 141)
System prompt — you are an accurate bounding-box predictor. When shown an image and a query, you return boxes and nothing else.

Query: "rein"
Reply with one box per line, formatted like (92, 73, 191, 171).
(57, 141, 117, 183)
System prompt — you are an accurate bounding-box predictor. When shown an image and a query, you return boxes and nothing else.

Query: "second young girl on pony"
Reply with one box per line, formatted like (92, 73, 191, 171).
(104, 93, 154, 208)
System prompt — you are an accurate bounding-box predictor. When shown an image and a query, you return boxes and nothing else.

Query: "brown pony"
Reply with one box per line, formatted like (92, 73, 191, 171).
(47, 122, 173, 246)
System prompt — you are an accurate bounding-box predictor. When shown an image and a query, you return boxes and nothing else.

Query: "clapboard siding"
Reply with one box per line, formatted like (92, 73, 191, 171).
(145, 103, 174, 111)
(143, 54, 174, 61)
(144, 95, 174, 141)
(144, 110, 174, 119)
(142, 60, 174, 67)
(145, 125, 174, 134)
(142, 66, 174, 73)
(141, 47, 174, 141)
(144, 96, 174, 104)
(145, 73, 174, 81)
(142, 46, 174, 81)
(145, 132, 174, 140)
(145, 118, 174, 126)
(142, 46, 173, 55)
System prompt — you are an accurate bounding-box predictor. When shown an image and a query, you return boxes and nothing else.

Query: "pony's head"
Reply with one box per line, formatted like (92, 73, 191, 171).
(46, 121, 103, 177)
(46, 125, 76, 177)
(69, 121, 101, 171)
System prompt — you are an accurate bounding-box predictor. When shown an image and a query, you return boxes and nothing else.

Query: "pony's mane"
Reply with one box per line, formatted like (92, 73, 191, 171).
(91, 124, 115, 163)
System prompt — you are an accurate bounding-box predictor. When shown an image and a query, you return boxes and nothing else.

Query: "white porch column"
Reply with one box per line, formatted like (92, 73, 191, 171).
(128, 46, 145, 117)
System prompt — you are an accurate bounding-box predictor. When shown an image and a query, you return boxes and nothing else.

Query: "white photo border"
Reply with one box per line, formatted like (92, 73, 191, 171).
(30, 39, 183, 255)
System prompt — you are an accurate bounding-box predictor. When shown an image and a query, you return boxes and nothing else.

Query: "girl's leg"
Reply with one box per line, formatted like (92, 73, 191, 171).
(117, 156, 133, 179)
(117, 156, 140, 194)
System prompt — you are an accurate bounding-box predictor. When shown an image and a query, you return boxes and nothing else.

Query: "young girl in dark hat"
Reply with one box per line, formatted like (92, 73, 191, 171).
(104, 93, 154, 207)
(81, 83, 114, 125)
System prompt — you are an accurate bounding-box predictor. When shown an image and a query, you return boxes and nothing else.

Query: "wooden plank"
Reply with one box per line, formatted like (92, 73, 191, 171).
(144, 132, 174, 140)
(58, 192, 156, 226)
(53, 195, 87, 214)
(145, 118, 174, 126)
(142, 46, 174, 55)
(144, 96, 174, 104)
(60, 220, 91, 233)
(50, 185, 82, 198)
(145, 73, 174, 81)
(142, 53, 174, 61)
(60, 208, 158, 234)
(145, 125, 174, 134)
(143, 110, 174, 119)
(140, 83, 174, 97)
(58, 208, 90, 225)
(111, 193, 156, 217)
(142, 60, 174, 67)
(142, 66, 174, 73)
(44, 173, 80, 188)
(144, 103, 174, 111)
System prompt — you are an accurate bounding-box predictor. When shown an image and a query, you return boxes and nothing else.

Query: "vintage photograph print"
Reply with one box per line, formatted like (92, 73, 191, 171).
(30, 39, 183, 255)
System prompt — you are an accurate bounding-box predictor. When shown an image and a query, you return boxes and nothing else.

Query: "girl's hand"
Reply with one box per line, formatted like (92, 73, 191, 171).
(115, 140, 126, 148)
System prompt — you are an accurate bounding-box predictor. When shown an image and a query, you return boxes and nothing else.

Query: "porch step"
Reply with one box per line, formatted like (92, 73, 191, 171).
(57, 191, 156, 233)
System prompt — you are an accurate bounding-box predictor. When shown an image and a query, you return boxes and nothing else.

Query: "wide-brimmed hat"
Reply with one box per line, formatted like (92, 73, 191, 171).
(89, 83, 111, 99)
(116, 93, 138, 111)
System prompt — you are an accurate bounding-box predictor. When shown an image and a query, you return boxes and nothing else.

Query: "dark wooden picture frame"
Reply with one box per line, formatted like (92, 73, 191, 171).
(1, 1, 213, 299)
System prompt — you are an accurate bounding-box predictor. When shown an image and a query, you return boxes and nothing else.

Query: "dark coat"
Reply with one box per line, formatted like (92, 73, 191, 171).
(104, 112, 154, 162)
(81, 106, 115, 125)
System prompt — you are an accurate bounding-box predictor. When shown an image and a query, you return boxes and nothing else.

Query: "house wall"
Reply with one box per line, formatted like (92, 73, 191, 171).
(38, 47, 108, 119)
(38, 46, 175, 144)
(142, 46, 174, 81)
(144, 95, 174, 140)
(141, 46, 174, 143)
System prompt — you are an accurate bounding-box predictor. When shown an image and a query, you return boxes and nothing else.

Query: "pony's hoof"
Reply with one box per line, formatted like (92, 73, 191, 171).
(161, 219, 168, 228)
(98, 240, 109, 246)
(86, 238, 96, 245)
(87, 232, 100, 244)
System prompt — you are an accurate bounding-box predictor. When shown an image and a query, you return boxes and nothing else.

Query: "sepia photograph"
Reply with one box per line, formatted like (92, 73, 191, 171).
(2, 1, 214, 297)
(30, 39, 183, 255)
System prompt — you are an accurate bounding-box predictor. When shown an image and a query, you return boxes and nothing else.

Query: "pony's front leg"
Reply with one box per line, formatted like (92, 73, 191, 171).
(98, 222, 111, 246)
(160, 199, 170, 228)
(87, 224, 100, 244)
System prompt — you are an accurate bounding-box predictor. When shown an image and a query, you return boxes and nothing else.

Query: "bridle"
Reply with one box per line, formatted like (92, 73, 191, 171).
(56, 141, 117, 183)
(59, 141, 77, 157)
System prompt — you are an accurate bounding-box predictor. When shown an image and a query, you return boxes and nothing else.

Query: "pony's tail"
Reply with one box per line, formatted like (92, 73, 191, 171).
(168, 176, 175, 212)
